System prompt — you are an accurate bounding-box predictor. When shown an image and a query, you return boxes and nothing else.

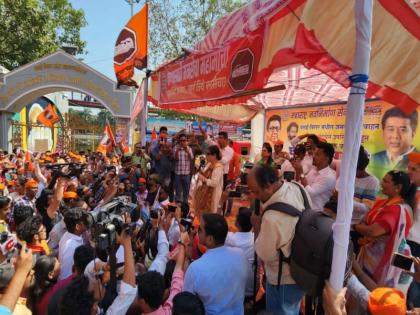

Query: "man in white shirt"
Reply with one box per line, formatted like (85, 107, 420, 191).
(293, 142, 336, 211)
(201, 127, 234, 188)
(225, 207, 255, 297)
(58, 208, 88, 280)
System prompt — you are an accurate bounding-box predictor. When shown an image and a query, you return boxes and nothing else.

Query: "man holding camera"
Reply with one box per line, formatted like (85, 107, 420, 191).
(131, 142, 151, 178)
(173, 134, 194, 205)
(150, 127, 173, 187)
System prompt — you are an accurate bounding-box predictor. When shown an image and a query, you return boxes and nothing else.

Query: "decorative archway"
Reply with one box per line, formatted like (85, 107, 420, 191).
(0, 50, 134, 150)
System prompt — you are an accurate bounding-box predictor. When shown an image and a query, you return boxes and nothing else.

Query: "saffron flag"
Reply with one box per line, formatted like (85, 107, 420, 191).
(97, 124, 116, 154)
(130, 79, 145, 124)
(25, 151, 34, 173)
(120, 137, 130, 154)
(37, 104, 60, 128)
(151, 127, 157, 141)
(114, 3, 148, 85)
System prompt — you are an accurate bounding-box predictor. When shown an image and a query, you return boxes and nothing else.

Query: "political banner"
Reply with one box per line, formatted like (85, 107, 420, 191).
(155, 34, 265, 109)
(265, 100, 420, 180)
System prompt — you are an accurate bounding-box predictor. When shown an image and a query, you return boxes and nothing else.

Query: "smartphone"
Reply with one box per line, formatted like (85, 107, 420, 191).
(392, 253, 413, 270)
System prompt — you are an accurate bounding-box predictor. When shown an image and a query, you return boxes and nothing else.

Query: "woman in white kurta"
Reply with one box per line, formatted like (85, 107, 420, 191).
(197, 145, 224, 213)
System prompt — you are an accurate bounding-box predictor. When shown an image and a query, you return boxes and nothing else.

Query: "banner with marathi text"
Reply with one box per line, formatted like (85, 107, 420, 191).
(156, 34, 266, 109)
(265, 100, 420, 180)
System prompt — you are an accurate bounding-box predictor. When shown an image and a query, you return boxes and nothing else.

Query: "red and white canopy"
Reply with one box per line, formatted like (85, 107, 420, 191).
(147, 0, 419, 122)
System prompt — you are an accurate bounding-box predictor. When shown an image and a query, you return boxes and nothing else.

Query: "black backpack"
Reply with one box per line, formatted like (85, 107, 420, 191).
(262, 182, 334, 296)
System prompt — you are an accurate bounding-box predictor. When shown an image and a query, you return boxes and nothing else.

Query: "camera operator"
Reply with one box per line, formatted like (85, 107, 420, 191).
(132, 143, 151, 178)
(59, 230, 137, 315)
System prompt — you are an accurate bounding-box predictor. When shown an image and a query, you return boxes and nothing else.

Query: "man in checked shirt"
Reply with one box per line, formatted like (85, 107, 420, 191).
(173, 134, 194, 205)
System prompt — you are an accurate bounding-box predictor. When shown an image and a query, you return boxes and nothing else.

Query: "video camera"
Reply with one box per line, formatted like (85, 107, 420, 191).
(44, 163, 86, 178)
(88, 196, 138, 252)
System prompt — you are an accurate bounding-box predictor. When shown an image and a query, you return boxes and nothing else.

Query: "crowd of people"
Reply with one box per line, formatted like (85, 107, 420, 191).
(0, 123, 418, 315)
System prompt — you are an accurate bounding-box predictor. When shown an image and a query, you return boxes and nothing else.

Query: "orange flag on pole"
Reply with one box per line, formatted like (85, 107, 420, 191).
(114, 3, 148, 86)
(96, 124, 116, 154)
(37, 104, 60, 128)
(151, 127, 157, 141)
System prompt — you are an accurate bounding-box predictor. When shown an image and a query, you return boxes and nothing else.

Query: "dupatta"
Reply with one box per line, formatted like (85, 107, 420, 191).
(358, 196, 413, 287)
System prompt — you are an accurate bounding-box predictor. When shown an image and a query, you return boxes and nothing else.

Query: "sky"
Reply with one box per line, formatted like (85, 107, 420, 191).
(70, 0, 144, 80)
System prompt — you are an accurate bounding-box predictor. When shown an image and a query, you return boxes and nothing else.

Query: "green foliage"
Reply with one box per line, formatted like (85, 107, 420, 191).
(69, 108, 115, 129)
(0, 0, 87, 70)
(149, 0, 247, 68)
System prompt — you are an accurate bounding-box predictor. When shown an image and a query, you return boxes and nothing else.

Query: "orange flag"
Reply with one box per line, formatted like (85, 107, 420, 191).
(120, 137, 129, 154)
(114, 3, 148, 85)
(151, 127, 157, 141)
(25, 151, 34, 172)
(37, 104, 60, 128)
(97, 124, 116, 154)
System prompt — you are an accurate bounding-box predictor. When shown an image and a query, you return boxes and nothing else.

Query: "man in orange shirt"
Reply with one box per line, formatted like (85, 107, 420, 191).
(228, 140, 241, 182)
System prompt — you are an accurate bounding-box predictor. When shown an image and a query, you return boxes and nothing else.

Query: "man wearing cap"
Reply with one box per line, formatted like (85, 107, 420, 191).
(407, 152, 420, 308)
(12, 179, 38, 214)
(136, 178, 148, 203)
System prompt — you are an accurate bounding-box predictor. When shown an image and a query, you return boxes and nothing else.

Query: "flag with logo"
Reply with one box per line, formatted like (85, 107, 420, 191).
(114, 3, 148, 85)
(97, 124, 116, 154)
(37, 104, 60, 128)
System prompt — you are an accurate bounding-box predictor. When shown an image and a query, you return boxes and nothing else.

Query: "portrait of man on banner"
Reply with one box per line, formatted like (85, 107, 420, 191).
(266, 114, 282, 144)
(370, 106, 418, 179)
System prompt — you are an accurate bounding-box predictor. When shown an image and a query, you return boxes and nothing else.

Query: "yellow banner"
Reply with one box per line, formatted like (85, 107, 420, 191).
(265, 100, 419, 180)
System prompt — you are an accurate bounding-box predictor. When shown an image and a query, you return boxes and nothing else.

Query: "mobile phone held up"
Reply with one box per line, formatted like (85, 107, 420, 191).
(391, 253, 413, 271)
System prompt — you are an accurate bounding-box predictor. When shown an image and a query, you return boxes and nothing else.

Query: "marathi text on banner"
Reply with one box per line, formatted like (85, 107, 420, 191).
(265, 100, 420, 181)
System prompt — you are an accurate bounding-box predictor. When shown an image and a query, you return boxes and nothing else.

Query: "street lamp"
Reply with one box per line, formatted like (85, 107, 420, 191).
(125, 0, 141, 17)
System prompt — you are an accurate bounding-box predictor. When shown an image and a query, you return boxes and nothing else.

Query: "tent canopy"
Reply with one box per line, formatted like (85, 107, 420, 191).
(148, 0, 419, 122)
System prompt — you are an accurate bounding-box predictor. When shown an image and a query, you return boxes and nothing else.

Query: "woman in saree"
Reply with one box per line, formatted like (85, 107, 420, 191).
(194, 145, 224, 214)
(355, 170, 416, 288)
(258, 143, 276, 169)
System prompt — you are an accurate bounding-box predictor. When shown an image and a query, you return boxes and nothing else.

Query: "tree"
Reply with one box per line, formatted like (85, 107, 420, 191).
(0, 0, 87, 70)
(148, 0, 247, 68)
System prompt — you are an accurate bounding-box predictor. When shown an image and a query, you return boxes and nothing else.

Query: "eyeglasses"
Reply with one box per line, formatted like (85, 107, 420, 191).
(268, 126, 280, 132)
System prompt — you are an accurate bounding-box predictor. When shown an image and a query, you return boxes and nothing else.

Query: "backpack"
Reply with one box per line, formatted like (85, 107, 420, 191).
(262, 182, 334, 296)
